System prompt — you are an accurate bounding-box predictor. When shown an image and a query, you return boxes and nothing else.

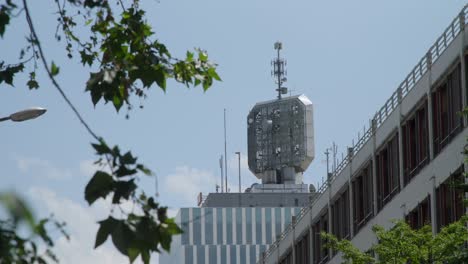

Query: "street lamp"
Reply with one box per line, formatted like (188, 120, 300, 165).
(0, 107, 47, 122)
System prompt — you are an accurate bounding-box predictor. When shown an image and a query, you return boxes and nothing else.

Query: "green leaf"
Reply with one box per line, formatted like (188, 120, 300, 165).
(115, 165, 137, 178)
(141, 250, 150, 264)
(208, 68, 221, 81)
(120, 151, 137, 165)
(27, 79, 39, 89)
(136, 164, 152, 176)
(112, 95, 123, 112)
(51, 62, 60, 76)
(95, 216, 118, 248)
(112, 179, 137, 204)
(84, 171, 115, 205)
(128, 248, 140, 263)
(79, 50, 94, 66)
(0, 63, 24, 86)
(111, 221, 133, 256)
(0, 7, 10, 37)
(91, 140, 111, 155)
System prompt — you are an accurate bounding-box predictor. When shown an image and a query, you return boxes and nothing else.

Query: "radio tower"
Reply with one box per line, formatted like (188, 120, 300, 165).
(271, 41, 287, 99)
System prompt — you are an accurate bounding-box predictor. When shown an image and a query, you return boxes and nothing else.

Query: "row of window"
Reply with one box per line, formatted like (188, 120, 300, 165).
(353, 162, 374, 232)
(284, 169, 465, 264)
(312, 210, 329, 264)
(405, 168, 464, 231)
(183, 244, 266, 264)
(432, 63, 463, 155)
(377, 133, 400, 210)
(286, 59, 466, 264)
(180, 207, 300, 246)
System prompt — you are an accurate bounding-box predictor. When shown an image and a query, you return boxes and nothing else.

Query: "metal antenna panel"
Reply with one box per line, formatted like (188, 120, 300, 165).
(272, 41, 288, 99)
(247, 95, 315, 184)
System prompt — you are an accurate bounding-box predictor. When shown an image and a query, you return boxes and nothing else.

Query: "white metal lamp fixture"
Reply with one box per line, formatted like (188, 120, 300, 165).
(0, 107, 47, 122)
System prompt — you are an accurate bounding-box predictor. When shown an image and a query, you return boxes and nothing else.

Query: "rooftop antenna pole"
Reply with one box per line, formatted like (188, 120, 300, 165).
(219, 155, 224, 193)
(224, 109, 228, 193)
(272, 41, 287, 99)
(325, 148, 330, 182)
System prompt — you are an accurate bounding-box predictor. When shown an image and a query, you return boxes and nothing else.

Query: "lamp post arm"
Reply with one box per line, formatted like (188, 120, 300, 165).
(0, 116, 11, 122)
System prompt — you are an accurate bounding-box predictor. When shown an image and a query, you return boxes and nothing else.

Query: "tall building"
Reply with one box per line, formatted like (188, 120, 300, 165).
(160, 43, 319, 264)
(260, 5, 468, 264)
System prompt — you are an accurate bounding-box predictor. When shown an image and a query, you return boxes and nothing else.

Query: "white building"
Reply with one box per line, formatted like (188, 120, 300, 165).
(260, 5, 468, 264)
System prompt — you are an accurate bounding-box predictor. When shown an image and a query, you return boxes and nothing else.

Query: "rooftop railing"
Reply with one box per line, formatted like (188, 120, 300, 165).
(261, 5, 468, 262)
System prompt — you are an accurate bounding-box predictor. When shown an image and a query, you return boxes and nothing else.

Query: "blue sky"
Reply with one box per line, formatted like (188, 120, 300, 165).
(1, 1, 466, 263)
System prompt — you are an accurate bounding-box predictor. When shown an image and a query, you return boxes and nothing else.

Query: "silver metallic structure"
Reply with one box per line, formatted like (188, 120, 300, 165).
(247, 94, 314, 184)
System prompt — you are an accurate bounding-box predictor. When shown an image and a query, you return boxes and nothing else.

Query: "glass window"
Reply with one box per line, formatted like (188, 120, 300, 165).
(217, 208, 223, 244)
(249, 245, 256, 264)
(275, 208, 281, 240)
(230, 246, 237, 264)
(246, 208, 252, 244)
(256, 208, 262, 244)
(236, 208, 242, 244)
(226, 208, 233, 244)
(284, 207, 291, 226)
(205, 208, 213, 244)
(209, 245, 217, 264)
(193, 208, 201, 245)
(265, 208, 272, 243)
(184, 246, 193, 264)
(197, 246, 205, 264)
(221, 246, 227, 263)
(240, 245, 246, 263)
(181, 209, 189, 245)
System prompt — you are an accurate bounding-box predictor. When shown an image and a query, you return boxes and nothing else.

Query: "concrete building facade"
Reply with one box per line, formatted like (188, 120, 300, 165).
(260, 5, 468, 264)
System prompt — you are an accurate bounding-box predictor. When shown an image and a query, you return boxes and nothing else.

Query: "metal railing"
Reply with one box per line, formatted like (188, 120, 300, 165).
(261, 5, 468, 263)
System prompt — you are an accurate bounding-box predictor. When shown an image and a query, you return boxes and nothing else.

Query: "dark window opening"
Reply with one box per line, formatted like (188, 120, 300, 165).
(279, 250, 293, 264)
(294, 233, 310, 264)
(312, 210, 329, 264)
(402, 100, 429, 184)
(406, 195, 431, 230)
(331, 186, 350, 256)
(352, 162, 374, 233)
(376, 133, 400, 210)
(436, 167, 465, 232)
(432, 63, 463, 155)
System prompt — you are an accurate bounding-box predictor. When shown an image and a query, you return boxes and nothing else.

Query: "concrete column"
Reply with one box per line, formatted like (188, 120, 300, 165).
(348, 147, 355, 237)
(371, 118, 379, 215)
(308, 196, 314, 263)
(430, 176, 437, 235)
(397, 88, 406, 189)
(426, 52, 435, 161)
(327, 170, 333, 258)
(459, 13, 467, 125)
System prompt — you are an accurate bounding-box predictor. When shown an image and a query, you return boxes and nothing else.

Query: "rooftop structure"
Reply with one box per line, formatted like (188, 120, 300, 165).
(160, 43, 318, 264)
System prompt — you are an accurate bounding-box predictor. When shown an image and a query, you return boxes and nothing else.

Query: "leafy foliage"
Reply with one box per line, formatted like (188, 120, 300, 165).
(0, 0, 16, 37)
(0, 192, 68, 264)
(0, 62, 24, 86)
(322, 217, 468, 264)
(1, 0, 220, 262)
(85, 139, 182, 263)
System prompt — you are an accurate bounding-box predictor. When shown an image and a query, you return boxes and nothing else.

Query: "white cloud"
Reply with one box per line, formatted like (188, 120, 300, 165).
(16, 157, 72, 180)
(79, 159, 111, 178)
(163, 166, 218, 205)
(28, 187, 159, 264)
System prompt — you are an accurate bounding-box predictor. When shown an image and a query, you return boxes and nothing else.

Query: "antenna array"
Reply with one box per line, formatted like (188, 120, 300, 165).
(271, 41, 288, 99)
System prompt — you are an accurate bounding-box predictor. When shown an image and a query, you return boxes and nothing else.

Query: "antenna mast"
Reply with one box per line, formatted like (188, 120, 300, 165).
(272, 41, 287, 99)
